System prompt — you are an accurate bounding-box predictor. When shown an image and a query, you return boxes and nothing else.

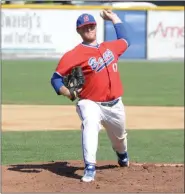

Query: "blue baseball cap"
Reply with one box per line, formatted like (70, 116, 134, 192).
(76, 13, 96, 28)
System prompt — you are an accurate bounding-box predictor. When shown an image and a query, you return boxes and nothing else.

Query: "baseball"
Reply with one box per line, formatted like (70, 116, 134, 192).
(100, 10, 111, 21)
(100, 10, 105, 18)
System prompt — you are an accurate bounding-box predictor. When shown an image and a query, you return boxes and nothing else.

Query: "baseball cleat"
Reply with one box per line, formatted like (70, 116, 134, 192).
(81, 164, 96, 182)
(116, 151, 129, 167)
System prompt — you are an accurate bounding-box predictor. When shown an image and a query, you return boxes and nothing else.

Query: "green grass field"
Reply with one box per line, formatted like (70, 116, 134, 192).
(2, 60, 184, 106)
(2, 130, 184, 165)
(2, 60, 184, 166)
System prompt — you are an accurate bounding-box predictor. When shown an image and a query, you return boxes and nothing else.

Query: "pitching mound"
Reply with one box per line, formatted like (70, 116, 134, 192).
(2, 161, 184, 193)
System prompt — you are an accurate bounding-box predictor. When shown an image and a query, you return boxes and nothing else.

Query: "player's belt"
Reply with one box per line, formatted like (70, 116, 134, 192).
(100, 99, 119, 107)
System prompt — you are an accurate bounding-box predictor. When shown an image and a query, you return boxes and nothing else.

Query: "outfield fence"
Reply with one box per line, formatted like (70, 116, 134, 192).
(1, 5, 184, 60)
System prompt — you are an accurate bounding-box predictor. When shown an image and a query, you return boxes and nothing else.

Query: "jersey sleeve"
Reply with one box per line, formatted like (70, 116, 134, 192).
(55, 52, 74, 76)
(108, 39, 128, 57)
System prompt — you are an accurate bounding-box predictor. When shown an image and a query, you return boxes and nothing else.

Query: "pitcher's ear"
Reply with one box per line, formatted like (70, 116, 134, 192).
(77, 28, 81, 35)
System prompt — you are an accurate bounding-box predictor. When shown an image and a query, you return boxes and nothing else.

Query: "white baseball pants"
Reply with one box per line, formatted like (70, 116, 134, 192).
(76, 97, 127, 165)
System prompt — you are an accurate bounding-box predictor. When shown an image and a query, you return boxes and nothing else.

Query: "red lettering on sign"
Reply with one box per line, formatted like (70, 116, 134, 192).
(149, 22, 184, 38)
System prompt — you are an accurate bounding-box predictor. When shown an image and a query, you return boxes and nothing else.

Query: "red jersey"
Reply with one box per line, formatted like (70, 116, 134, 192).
(56, 39, 128, 102)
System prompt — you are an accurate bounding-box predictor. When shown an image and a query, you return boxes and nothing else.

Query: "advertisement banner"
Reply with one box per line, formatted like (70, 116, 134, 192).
(105, 11, 147, 59)
(147, 11, 184, 59)
(1, 9, 104, 59)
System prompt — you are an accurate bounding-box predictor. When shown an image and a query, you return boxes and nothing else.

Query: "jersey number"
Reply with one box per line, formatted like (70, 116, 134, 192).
(112, 63, 118, 72)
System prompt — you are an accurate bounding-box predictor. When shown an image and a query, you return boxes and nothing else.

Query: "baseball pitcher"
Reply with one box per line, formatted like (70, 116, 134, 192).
(51, 10, 131, 182)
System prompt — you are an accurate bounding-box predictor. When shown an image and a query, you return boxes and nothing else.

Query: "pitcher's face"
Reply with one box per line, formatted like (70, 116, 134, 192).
(77, 24, 97, 42)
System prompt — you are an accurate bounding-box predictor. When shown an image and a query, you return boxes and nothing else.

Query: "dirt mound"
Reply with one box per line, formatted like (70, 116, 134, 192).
(2, 161, 184, 193)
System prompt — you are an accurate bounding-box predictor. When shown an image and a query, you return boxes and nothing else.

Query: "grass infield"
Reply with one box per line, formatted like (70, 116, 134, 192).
(2, 129, 184, 165)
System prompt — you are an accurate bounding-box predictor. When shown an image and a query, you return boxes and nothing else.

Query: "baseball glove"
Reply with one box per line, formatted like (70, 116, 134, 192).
(63, 66, 85, 101)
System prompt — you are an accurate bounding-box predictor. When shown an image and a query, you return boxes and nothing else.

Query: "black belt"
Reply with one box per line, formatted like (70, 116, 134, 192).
(100, 99, 119, 107)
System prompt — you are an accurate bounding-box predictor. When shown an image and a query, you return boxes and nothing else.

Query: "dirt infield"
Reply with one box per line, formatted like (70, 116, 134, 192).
(2, 105, 184, 192)
(2, 105, 184, 130)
